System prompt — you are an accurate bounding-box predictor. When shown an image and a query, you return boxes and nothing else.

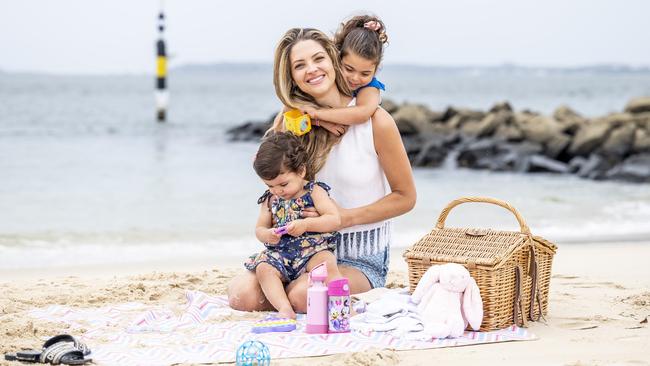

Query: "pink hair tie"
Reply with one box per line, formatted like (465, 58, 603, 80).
(363, 20, 381, 31)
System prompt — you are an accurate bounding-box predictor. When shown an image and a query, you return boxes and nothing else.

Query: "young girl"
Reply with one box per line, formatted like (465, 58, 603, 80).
(302, 15, 388, 132)
(245, 131, 343, 319)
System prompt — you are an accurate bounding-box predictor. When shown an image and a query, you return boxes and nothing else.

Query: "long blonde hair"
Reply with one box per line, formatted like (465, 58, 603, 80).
(273, 28, 352, 179)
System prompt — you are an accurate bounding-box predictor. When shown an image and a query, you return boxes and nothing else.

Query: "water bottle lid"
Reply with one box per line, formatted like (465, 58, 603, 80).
(327, 277, 350, 295)
(309, 262, 328, 282)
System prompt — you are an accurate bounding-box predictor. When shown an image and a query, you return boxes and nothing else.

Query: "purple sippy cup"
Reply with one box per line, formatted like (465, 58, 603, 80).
(306, 262, 328, 334)
(327, 278, 351, 333)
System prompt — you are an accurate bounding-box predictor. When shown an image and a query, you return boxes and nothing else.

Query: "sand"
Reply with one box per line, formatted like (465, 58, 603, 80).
(1, 242, 649, 366)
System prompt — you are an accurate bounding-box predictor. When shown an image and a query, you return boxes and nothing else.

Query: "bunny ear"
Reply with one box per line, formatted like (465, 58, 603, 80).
(461, 277, 484, 330)
(411, 265, 441, 305)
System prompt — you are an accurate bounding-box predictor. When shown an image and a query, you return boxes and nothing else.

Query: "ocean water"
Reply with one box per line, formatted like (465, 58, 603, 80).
(1, 65, 650, 270)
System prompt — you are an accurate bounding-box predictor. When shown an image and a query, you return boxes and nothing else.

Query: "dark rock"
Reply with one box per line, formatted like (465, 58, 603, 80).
(440, 106, 458, 122)
(380, 99, 399, 114)
(454, 139, 527, 171)
(513, 111, 539, 128)
(568, 120, 614, 156)
(441, 130, 462, 147)
(624, 96, 650, 114)
(456, 139, 498, 169)
(446, 113, 484, 130)
(632, 112, 650, 130)
(600, 124, 636, 157)
(505, 141, 544, 155)
(393, 103, 437, 136)
(395, 119, 419, 136)
(568, 156, 589, 173)
(412, 137, 448, 167)
(488, 151, 521, 172)
(463, 111, 512, 138)
(460, 120, 481, 136)
(527, 155, 570, 174)
(493, 123, 524, 141)
(401, 135, 424, 161)
(458, 109, 486, 121)
(499, 142, 545, 172)
(226, 120, 271, 141)
(544, 133, 571, 159)
(605, 153, 650, 183)
(553, 105, 586, 135)
(489, 101, 513, 113)
(602, 112, 635, 128)
(441, 107, 485, 124)
(577, 154, 618, 180)
(633, 128, 650, 153)
(553, 105, 583, 122)
(430, 110, 446, 123)
(519, 116, 563, 144)
(228, 98, 650, 183)
(425, 123, 457, 138)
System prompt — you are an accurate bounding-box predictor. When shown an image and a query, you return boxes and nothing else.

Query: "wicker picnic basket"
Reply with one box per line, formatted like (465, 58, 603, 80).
(403, 197, 557, 331)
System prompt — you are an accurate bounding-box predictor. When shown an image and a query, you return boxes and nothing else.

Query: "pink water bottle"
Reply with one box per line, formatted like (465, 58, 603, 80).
(328, 278, 351, 333)
(306, 262, 328, 334)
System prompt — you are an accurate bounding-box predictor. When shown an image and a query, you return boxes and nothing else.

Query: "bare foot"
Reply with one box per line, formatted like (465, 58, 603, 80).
(278, 306, 297, 320)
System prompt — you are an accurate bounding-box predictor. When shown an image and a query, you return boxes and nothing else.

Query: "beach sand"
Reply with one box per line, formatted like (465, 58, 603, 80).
(1, 242, 649, 366)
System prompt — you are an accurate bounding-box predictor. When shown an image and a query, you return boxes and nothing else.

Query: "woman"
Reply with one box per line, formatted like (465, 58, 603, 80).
(228, 28, 415, 312)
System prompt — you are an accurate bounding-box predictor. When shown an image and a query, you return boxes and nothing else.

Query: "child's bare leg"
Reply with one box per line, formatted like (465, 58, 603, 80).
(255, 263, 296, 319)
(306, 250, 342, 284)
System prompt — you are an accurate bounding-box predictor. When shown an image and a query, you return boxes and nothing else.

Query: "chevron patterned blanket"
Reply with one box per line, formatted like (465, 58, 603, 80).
(29, 290, 536, 365)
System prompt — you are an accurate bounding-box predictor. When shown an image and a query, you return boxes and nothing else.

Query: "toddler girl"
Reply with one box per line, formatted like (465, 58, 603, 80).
(303, 15, 388, 132)
(245, 131, 343, 319)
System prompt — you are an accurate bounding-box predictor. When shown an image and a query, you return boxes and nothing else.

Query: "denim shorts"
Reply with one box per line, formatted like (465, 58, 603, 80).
(336, 230, 390, 289)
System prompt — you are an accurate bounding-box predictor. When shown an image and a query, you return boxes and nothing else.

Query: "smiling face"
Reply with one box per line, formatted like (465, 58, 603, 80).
(289, 40, 337, 99)
(262, 168, 306, 200)
(341, 52, 377, 91)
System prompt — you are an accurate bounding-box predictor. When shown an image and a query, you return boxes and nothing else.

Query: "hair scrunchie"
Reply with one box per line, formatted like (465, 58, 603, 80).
(363, 20, 381, 31)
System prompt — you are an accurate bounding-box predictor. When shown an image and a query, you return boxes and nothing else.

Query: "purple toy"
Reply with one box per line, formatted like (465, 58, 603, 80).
(274, 225, 288, 235)
(251, 315, 297, 334)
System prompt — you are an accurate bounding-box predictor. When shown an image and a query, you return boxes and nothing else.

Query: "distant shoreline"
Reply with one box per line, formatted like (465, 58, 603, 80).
(3, 62, 650, 77)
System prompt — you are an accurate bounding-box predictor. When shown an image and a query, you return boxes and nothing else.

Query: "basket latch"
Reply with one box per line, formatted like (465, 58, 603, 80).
(465, 260, 477, 270)
(465, 228, 489, 237)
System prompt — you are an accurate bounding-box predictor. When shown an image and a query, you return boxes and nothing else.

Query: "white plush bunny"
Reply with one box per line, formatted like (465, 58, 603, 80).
(410, 263, 483, 338)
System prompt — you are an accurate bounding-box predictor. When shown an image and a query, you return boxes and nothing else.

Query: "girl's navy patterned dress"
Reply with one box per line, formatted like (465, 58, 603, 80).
(245, 181, 340, 282)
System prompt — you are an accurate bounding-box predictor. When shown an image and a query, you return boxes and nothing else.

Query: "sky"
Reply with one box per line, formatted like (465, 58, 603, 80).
(1, 0, 649, 74)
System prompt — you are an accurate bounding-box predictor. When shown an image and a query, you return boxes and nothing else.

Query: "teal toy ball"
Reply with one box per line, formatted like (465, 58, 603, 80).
(236, 340, 271, 366)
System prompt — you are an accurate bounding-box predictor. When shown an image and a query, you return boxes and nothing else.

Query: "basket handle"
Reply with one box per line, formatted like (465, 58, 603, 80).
(435, 197, 531, 235)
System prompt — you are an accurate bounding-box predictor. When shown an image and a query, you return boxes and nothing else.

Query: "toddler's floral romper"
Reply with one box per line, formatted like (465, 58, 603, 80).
(245, 181, 339, 282)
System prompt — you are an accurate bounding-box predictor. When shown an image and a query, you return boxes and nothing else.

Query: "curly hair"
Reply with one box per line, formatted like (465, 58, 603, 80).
(254, 131, 308, 180)
(334, 15, 388, 66)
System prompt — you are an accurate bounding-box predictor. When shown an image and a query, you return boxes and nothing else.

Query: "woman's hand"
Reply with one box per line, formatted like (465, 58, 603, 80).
(319, 121, 348, 136)
(337, 206, 353, 229)
(330, 201, 353, 230)
(286, 219, 308, 237)
(300, 207, 320, 219)
(301, 205, 352, 231)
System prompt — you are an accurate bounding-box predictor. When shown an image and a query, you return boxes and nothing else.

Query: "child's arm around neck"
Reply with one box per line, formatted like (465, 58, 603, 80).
(309, 87, 380, 126)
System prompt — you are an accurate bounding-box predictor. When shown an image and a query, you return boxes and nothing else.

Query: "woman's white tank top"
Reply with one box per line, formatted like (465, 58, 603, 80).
(316, 99, 392, 258)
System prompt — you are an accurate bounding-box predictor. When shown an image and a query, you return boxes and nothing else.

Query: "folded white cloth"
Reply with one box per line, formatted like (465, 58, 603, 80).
(351, 311, 423, 333)
(350, 289, 425, 337)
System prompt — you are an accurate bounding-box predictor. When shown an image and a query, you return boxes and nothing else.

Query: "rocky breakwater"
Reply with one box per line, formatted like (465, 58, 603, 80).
(227, 96, 650, 183)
